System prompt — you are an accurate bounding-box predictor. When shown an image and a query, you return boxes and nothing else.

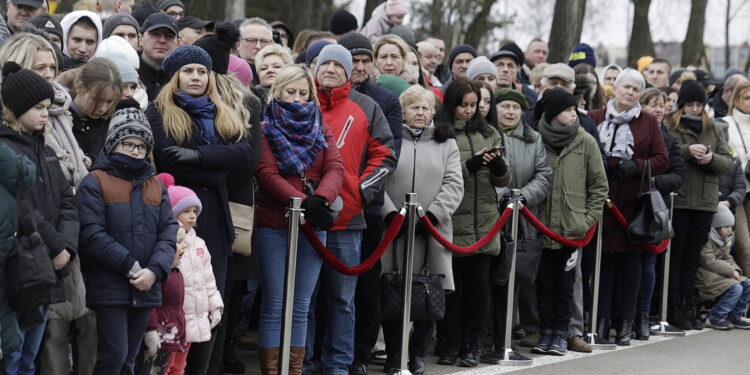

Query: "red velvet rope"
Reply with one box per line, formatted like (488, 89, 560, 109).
(520, 206, 598, 248)
(302, 213, 405, 276)
(420, 206, 513, 254)
(606, 203, 670, 254)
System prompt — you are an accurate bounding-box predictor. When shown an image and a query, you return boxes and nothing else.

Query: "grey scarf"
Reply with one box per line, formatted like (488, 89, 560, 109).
(538, 116, 580, 149)
(709, 227, 733, 249)
(598, 99, 639, 159)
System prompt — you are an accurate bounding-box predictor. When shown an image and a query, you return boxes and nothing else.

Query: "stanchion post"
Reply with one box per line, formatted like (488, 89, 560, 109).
(585, 207, 616, 349)
(652, 192, 685, 336)
(396, 193, 419, 375)
(279, 197, 304, 373)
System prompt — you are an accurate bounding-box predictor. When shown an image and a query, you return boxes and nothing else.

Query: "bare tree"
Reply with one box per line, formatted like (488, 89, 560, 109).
(681, 0, 708, 67)
(548, 0, 587, 63)
(363, 0, 381, 25)
(627, 0, 655, 68)
(225, 0, 245, 22)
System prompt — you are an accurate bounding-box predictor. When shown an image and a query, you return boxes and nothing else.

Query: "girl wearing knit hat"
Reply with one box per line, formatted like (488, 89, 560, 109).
(360, 0, 408, 42)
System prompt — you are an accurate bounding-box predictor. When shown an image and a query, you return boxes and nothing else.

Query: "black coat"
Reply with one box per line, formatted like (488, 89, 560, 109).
(719, 157, 746, 210)
(139, 56, 169, 102)
(654, 123, 687, 197)
(0, 127, 79, 304)
(70, 105, 110, 164)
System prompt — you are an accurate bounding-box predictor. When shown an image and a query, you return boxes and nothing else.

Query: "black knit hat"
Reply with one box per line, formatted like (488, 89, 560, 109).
(338, 32, 373, 59)
(499, 42, 524, 66)
(329, 9, 358, 35)
(29, 13, 63, 42)
(534, 87, 577, 124)
(105, 99, 154, 155)
(448, 44, 478, 70)
(193, 23, 240, 75)
(1, 62, 54, 118)
(677, 80, 706, 109)
(102, 13, 140, 39)
(130, 2, 160, 27)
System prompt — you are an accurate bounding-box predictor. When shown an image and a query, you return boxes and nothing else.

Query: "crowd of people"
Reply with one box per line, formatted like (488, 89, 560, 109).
(1, 0, 750, 375)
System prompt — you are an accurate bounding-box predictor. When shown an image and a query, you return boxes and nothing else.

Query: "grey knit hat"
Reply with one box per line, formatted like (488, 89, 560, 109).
(712, 204, 735, 228)
(105, 99, 153, 155)
(316, 44, 352, 80)
(467, 56, 497, 81)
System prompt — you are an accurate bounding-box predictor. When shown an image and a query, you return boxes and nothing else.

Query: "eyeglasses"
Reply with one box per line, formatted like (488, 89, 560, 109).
(166, 11, 185, 18)
(120, 141, 148, 155)
(242, 38, 272, 47)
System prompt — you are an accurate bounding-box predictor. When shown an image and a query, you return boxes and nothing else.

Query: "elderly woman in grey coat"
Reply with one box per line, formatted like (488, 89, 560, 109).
(380, 85, 464, 375)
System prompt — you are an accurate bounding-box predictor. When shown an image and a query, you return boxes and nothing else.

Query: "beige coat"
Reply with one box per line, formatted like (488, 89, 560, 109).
(695, 231, 745, 302)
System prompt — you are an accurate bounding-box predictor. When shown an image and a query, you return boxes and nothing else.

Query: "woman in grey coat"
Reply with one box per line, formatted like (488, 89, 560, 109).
(380, 85, 464, 375)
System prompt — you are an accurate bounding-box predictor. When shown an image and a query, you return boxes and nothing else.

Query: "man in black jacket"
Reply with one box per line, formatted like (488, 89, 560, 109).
(138, 13, 179, 101)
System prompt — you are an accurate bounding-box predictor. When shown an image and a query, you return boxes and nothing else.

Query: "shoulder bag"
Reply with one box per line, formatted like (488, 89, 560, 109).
(627, 159, 674, 244)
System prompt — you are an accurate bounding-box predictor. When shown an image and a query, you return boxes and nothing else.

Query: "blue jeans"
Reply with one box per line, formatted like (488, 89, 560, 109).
(256, 227, 325, 348)
(3, 307, 48, 375)
(710, 279, 750, 320)
(637, 252, 658, 313)
(305, 230, 362, 375)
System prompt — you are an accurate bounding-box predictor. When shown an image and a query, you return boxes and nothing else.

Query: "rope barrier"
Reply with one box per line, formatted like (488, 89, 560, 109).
(302, 212, 406, 276)
(606, 202, 670, 254)
(520, 206, 598, 248)
(419, 206, 513, 254)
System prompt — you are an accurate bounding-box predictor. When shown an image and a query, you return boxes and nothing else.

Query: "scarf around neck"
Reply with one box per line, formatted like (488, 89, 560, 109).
(709, 227, 733, 249)
(538, 116, 580, 150)
(680, 113, 703, 134)
(176, 91, 218, 144)
(263, 100, 328, 176)
(598, 99, 639, 159)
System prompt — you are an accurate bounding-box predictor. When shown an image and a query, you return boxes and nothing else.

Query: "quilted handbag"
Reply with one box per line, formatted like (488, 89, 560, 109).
(627, 160, 673, 244)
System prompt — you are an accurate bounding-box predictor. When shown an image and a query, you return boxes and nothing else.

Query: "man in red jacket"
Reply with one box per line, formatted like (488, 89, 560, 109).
(305, 44, 397, 375)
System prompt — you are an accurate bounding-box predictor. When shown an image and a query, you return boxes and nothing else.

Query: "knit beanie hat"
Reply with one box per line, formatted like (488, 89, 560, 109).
(96, 36, 140, 70)
(376, 74, 411, 96)
(329, 9, 358, 35)
(339, 32, 373, 59)
(29, 13, 63, 42)
(1, 62, 54, 118)
(637, 56, 654, 73)
(193, 23, 240, 75)
(494, 88, 528, 111)
(391, 25, 415, 46)
(157, 0, 185, 11)
(677, 80, 706, 109)
(385, 0, 408, 17)
(163, 45, 213, 78)
(104, 99, 153, 155)
(534, 87, 577, 124)
(499, 42, 524, 66)
(157, 173, 203, 217)
(448, 44, 478, 70)
(568, 43, 596, 68)
(712, 204, 735, 228)
(228, 54, 253, 87)
(467, 56, 497, 81)
(305, 40, 333, 67)
(131, 2, 161, 27)
(316, 44, 353, 80)
(102, 13, 139, 39)
(98, 52, 138, 84)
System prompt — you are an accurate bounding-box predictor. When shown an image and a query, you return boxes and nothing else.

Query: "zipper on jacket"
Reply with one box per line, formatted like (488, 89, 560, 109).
(466, 134, 480, 242)
(410, 133, 419, 192)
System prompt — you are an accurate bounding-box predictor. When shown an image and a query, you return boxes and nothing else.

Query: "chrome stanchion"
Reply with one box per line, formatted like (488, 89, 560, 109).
(279, 197, 304, 374)
(586, 209, 616, 350)
(652, 192, 685, 336)
(500, 189, 532, 366)
(395, 193, 419, 375)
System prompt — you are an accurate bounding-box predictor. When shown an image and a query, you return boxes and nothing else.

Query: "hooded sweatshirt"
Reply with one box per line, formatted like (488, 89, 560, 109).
(60, 11, 103, 70)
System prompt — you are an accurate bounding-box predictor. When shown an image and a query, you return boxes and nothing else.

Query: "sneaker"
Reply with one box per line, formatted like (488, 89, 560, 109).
(729, 317, 750, 329)
(437, 348, 459, 366)
(519, 332, 540, 347)
(458, 347, 480, 367)
(692, 317, 705, 330)
(546, 335, 568, 356)
(349, 362, 368, 375)
(568, 335, 592, 353)
(705, 316, 733, 330)
(530, 334, 551, 354)
(479, 350, 504, 365)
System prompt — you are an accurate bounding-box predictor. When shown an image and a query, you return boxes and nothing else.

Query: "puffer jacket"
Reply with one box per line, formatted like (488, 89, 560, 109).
(146, 269, 187, 352)
(76, 153, 177, 307)
(696, 230, 745, 302)
(180, 229, 223, 343)
(0, 143, 36, 354)
(452, 121, 511, 256)
(360, 2, 395, 42)
(718, 157, 746, 210)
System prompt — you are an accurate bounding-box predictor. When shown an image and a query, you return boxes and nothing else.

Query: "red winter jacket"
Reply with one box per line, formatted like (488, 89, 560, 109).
(316, 82, 397, 231)
(147, 269, 187, 352)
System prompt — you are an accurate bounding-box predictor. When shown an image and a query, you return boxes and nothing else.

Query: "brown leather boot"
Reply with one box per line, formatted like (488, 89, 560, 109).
(260, 347, 280, 375)
(289, 347, 306, 375)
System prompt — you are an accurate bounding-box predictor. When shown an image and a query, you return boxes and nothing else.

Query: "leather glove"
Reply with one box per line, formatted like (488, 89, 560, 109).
(488, 156, 507, 176)
(465, 153, 484, 175)
(416, 211, 439, 236)
(163, 146, 202, 165)
(143, 330, 160, 359)
(615, 159, 639, 182)
(301, 195, 333, 230)
(209, 309, 222, 329)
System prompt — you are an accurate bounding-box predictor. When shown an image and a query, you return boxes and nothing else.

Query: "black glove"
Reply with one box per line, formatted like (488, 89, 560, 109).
(301, 195, 333, 230)
(163, 146, 202, 165)
(465, 153, 484, 175)
(416, 211, 439, 236)
(615, 159, 639, 182)
(488, 156, 507, 176)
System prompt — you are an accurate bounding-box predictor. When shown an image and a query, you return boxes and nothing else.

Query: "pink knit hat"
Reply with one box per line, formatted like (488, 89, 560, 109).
(385, 0, 407, 17)
(157, 173, 203, 217)
(228, 54, 253, 87)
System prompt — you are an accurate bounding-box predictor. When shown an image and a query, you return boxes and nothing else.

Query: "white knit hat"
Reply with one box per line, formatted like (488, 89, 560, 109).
(96, 36, 140, 70)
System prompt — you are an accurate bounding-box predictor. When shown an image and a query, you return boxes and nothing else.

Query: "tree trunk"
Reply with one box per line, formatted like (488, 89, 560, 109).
(548, 0, 587, 63)
(463, 0, 495, 48)
(429, 0, 443, 39)
(363, 0, 381, 26)
(681, 0, 708, 67)
(225, 0, 245, 22)
(726, 0, 731, 70)
(627, 0, 655, 68)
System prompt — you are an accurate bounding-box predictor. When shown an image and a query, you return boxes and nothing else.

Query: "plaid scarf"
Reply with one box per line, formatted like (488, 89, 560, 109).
(263, 100, 327, 176)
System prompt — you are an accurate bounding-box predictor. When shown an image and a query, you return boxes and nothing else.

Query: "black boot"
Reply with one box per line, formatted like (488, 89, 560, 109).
(635, 312, 650, 340)
(668, 299, 692, 331)
(596, 318, 611, 341)
(616, 320, 632, 346)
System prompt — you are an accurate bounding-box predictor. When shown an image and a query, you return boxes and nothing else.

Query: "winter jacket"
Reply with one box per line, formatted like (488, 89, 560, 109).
(70, 102, 111, 164)
(654, 123, 687, 196)
(526, 108, 605, 160)
(0, 127, 79, 304)
(538, 122, 608, 250)
(256, 125, 344, 229)
(381, 124, 463, 290)
(719, 110, 750, 190)
(0, 142, 36, 354)
(316, 82, 397, 231)
(147, 269, 187, 352)
(76, 152, 177, 307)
(589, 109, 669, 253)
(695, 232, 745, 302)
(179, 229, 223, 343)
(139, 56, 169, 102)
(495, 123, 552, 239)
(668, 118, 733, 212)
(719, 157, 746, 210)
(451, 122, 511, 256)
(45, 81, 89, 188)
(360, 2, 395, 42)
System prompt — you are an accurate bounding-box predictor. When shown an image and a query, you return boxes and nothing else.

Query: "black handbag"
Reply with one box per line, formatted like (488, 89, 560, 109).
(627, 160, 674, 244)
(492, 230, 543, 286)
(380, 236, 445, 322)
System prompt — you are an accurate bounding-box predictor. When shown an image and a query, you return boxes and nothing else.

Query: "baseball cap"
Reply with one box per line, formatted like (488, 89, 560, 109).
(141, 13, 179, 36)
(542, 63, 575, 83)
(175, 16, 214, 31)
(10, 0, 43, 8)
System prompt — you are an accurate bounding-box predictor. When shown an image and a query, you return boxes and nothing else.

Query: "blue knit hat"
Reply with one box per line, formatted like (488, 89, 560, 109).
(568, 43, 596, 68)
(163, 45, 212, 78)
(305, 40, 333, 67)
(448, 44, 478, 70)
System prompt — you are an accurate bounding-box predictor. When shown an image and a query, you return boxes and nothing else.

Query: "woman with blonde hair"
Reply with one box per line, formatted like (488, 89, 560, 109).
(255, 43, 294, 99)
